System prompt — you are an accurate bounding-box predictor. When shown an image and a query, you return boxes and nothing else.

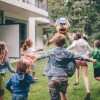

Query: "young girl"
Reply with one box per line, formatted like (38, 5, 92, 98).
(67, 32, 93, 100)
(21, 38, 38, 80)
(90, 40, 100, 81)
(0, 41, 15, 100)
(6, 58, 36, 100)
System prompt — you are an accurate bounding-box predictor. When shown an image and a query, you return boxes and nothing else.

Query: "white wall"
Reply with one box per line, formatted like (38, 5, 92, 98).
(28, 18, 36, 48)
(36, 25, 43, 49)
(0, 25, 20, 58)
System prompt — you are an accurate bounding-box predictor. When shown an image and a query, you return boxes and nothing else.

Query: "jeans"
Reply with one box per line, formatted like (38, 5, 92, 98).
(12, 93, 28, 100)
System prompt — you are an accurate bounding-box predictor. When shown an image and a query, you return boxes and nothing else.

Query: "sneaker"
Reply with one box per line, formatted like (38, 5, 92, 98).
(84, 92, 91, 100)
(73, 81, 79, 85)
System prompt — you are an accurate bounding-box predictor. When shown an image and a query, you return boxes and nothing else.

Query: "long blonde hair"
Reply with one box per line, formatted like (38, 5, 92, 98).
(0, 41, 8, 64)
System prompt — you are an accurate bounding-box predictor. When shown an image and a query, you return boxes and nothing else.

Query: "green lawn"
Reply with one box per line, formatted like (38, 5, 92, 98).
(4, 60, 100, 100)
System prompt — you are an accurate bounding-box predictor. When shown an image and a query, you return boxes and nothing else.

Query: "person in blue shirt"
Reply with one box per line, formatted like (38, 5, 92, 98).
(5, 58, 35, 100)
(0, 41, 15, 100)
(36, 34, 96, 100)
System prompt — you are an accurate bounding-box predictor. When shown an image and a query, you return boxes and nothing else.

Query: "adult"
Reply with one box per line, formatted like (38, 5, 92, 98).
(46, 17, 73, 46)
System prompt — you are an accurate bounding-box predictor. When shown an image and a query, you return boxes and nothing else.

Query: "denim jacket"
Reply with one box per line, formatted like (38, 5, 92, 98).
(37, 47, 90, 77)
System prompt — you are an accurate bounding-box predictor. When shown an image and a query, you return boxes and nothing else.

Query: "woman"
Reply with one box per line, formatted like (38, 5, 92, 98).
(67, 32, 93, 100)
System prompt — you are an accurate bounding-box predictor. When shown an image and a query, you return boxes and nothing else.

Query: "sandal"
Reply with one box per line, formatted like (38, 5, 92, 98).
(73, 81, 79, 85)
(84, 92, 91, 100)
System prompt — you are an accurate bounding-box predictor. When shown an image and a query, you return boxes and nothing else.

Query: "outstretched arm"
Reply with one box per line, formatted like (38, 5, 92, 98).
(5, 59, 16, 73)
(45, 34, 57, 46)
(66, 51, 96, 63)
(67, 32, 74, 41)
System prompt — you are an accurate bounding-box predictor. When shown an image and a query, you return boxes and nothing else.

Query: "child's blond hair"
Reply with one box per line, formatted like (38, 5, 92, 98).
(16, 58, 32, 75)
(0, 41, 8, 64)
(22, 38, 33, 51)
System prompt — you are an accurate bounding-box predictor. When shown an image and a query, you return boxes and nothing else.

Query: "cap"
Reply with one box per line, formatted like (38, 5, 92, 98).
(58, 17, 68, 24)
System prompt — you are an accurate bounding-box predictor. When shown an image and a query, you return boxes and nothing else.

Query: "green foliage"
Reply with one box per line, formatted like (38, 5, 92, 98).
(89, 32, 100, 46)
(47, 0, 100, 43)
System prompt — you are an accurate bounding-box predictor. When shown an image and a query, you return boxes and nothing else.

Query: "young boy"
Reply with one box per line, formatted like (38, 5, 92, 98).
(36, 34, 96, 100)
(5, 59, 35, 100)
(90, 40, 100, 81)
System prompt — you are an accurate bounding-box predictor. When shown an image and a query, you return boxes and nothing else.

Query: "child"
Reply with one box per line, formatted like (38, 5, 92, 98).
(6, 58, 35, 100)
(36, 34, 96, 100)
(67, 32, 93, 100)
(0, 41, 15, 100)
(90, 40, 100, 81)
(21, 38, 38, 80)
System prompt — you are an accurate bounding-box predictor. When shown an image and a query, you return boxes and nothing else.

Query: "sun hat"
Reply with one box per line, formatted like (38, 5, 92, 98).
(58, 17, 69, 24)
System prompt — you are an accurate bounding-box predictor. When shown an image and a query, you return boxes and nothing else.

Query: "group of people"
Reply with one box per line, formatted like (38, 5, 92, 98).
(0, 17, 100, 100)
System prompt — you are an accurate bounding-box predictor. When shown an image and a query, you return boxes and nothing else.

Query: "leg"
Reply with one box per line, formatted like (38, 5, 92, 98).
(94, 68, 100, 81)
(32, 65, 38, 80)
(49, 77, 61, 100)
(32, 71, 35, 77)
(0, 90, 4, 100)
(0, 74, 5, 100)
(81, 65, 90, 93)
(95, 77, 100, 81)
(74, 61, 80, 85)
(0, 95, 4, 100)
(61, 92, 67, 100)
(49, 89, 61, 100)
(32, 72, 38, 80)
(74, 67, 79, 85)
(81, 65, 90, 100)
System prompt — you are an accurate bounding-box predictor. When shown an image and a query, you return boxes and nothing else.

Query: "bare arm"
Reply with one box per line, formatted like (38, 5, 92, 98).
(45, 34, 57, 46)
(66, 32, 74, 41)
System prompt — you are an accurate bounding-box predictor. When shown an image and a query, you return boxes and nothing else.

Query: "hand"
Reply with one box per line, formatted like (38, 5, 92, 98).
(33, 58, 38, 62)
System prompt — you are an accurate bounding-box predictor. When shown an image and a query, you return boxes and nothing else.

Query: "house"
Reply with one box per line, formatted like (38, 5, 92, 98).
(0, 0, 49, 58)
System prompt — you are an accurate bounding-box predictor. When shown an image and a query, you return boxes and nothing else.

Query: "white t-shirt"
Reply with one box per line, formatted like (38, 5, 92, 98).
(67, 38, 93, 57)
(26, 47, 35, 53)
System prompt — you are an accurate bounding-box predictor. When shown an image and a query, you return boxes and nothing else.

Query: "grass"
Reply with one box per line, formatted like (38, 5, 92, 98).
(4, 61, 100, 100)
(4, 45, 100, 100)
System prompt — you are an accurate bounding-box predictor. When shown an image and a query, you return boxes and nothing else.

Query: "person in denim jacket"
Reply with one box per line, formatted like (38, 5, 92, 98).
(6, 59, 35, 100)
(36, 34, 96, 100)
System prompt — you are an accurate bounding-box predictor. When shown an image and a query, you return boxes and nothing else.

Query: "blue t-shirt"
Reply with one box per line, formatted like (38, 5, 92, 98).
(6, 73, 35, 96)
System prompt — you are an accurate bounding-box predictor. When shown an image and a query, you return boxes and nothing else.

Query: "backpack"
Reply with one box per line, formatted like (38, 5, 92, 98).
(66, 59, 77, 77)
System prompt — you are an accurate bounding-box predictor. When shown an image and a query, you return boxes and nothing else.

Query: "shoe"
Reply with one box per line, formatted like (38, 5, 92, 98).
(34, 77, 39, 80)
(73, 81, 79, 85)
(84, 92, 91, 100)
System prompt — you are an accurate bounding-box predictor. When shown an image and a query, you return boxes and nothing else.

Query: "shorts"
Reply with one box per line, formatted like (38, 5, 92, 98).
(76, 60, 88, 67)
(12, 93, 28, 100)
(94, 68, 100, 78)
(0, 74, 5, 96)
(49, 76, 68, 100)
